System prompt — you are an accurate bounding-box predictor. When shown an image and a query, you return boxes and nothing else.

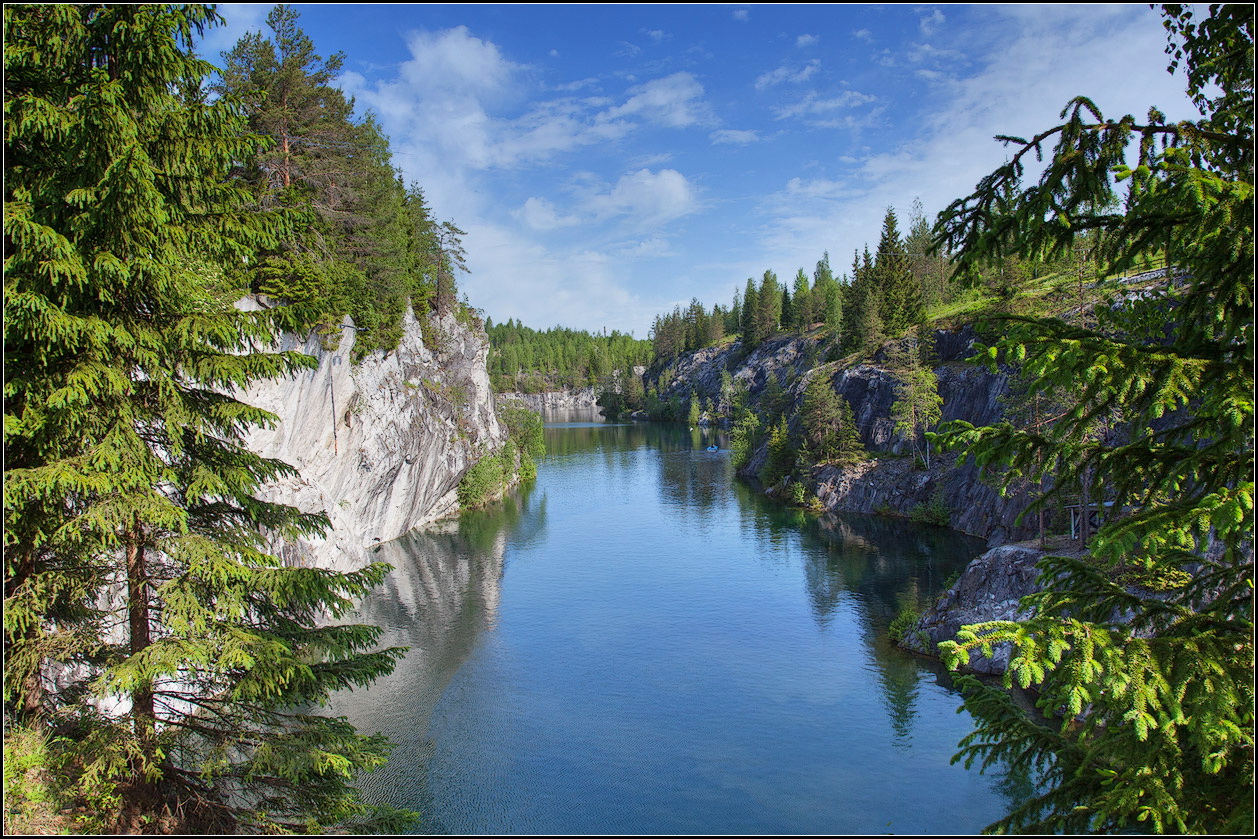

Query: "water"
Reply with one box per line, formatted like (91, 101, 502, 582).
(333, 412, 1024, 833)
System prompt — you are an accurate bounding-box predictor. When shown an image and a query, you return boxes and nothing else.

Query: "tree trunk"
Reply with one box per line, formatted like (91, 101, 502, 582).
(126, 533, 154, 739)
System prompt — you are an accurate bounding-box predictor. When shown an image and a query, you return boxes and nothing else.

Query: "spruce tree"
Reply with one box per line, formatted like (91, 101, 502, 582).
(801, 372, 865, 466)
(887, 339, 943, 468)
(741, 276, 760, 347)
(4, 5, 408, 831)
(932, 5, 1253, 832)
(755, 269, 782, 342)
(873, 207, 924, 334)
(791, 268, 812, 330)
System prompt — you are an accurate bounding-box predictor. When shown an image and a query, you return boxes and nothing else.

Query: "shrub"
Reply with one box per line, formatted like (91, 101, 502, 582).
(908, 490, 951, 527)
(888, 606, 921, 643)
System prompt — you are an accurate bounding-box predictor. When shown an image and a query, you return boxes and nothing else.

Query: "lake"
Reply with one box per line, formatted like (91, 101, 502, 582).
(332, 412, 1025, 833)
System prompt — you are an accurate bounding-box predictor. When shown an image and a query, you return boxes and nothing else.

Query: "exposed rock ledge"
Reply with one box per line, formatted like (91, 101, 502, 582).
(899, 543, 1048, 675)
(495, 386, 600, 414)
(237, 299, 506, 572)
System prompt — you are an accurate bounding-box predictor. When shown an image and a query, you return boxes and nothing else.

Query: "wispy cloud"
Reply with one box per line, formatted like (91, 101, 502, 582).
(710, 129, 759, 145)
(772, 90, 877, 121)
(604, 72, 714, 128)
(919, 9, 946, 36)
(754, 59, 821, 90)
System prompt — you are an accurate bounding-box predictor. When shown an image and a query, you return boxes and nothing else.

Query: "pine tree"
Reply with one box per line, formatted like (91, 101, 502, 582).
(4, 5, 409, 831)
(887, 339, 943, 468)
(813, 251, 842, 331)
(741, 276, 760, 347)
(801, 372, 865, 466)
(931, 5, 1253, 832)
(759, 415, 795, 487)
(791, 268, 812, 330)
(755, 269, 782, 342)
(873, 207, 923, 334)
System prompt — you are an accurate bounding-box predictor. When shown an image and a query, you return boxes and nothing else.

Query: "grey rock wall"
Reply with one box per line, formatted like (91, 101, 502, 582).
(237, 299, 506, 571)
(899, 544, 1047, 674)
(650, 327, 1039, 544)
(495, 386, 601, 414)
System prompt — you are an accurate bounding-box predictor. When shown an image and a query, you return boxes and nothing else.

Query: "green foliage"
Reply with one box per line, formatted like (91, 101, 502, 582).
(932, 6, 1254, 833)
(4, 5, 409, 831)
(488, 319, 652, 392)
(3, 726, 73, 834)
(887, 338, 943, 469)
(758, 415, 795, 487)
(888, 606, 921, 643)
(908, 490, 951, 527)
(460, 402, 545, 507)
(799, 370, 865, 467)
(457, 449, 507, 509)
(214, 6, 456, 358)
(729, 411, 762, 472)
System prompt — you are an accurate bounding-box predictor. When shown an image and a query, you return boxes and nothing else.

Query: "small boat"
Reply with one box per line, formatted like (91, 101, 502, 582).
(706, 445, 719, 452)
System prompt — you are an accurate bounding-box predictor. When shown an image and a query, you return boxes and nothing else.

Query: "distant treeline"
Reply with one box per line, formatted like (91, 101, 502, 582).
(649, 203, 958, 361)
(486, 319, 654, 393)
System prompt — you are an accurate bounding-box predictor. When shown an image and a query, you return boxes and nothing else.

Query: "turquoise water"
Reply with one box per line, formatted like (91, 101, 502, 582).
(334, 414, 1024, 833)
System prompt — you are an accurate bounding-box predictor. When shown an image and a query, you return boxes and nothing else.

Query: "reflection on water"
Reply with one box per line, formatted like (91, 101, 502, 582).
(333, 414, 1021, 834)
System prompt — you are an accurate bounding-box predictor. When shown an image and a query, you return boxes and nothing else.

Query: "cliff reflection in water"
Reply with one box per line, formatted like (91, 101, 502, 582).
(327, 483, 542, 819)
(330, 415, 1023, 834)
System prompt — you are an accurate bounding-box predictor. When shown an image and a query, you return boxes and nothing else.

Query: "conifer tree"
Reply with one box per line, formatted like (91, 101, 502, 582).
(791, 268, 813, 330)
(741, 276, 760, 347)
(931, 5, 1253, 832)
(813, 252, 843, 331)
(801, 372, 864, 465)
(755, 269, 782, 342)
(873, 207, 923, 334)
(4, 5, 408, 830)
(887, 339, 943, 468)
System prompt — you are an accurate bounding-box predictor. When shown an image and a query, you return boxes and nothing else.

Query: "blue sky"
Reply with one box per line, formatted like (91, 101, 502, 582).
(198, 4, 1202, 337)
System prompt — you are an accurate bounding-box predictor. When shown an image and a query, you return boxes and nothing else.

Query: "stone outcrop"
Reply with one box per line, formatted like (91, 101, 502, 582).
(898, 543, 1047, 674)
(649, 326, 1039, 544)
(495, 386, 600, 414)
(237, 299, 506, 571)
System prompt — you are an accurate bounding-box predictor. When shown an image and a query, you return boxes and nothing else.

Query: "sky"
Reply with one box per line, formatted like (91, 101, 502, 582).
(196, 4, 1204, 338)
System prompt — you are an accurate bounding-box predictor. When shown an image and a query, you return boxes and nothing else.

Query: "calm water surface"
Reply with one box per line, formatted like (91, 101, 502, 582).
(333, 412, 1025, 833)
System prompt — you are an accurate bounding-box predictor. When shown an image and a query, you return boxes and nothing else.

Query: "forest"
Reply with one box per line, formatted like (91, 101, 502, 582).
(4, 2, 1252, 835)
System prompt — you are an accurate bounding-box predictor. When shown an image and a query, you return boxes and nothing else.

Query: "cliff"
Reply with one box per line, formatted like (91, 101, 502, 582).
(495, 386, 600, 414)
(898, 543, 1047, 674)
(237, 298, 507, 571)
(649, 327, 1039, 544)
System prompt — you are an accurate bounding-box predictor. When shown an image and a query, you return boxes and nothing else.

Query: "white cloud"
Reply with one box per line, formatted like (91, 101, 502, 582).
(603, 72, 713, 128)
(797, 34, 820, 48)
(614, 237, 675, 258)
(584, 168, 700, 228)
(754, 59, 820, 90)
(646, 29, 669, 43)
(772, 90, 877, 121)
(710, 129, 759, 145)
(515, 197, 581, 231)
(461, 225, 650, 333)
(920, 9, 946, 36)
(733, 9, 750, 22)
(853, 28, 873, 42)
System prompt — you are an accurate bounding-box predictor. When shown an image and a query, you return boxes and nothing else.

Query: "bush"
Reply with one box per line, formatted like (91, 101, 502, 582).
(908, 490, 950, 527)
(888, 606, 921, 643)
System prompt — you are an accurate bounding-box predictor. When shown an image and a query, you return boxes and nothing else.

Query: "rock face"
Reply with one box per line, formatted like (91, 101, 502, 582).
(898, 544, 1047, 675)
(495, 386, 600, 414)
(237, 299, 506, 571)
(650, 326, 1039, 544)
